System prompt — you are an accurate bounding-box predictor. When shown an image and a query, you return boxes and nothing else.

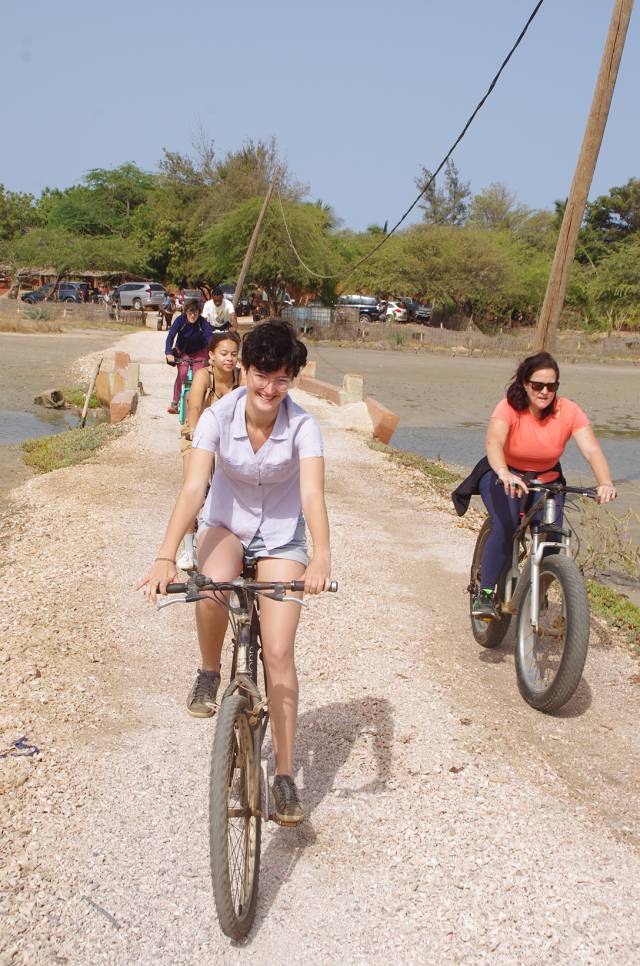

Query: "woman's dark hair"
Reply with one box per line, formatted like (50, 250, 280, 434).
(184, 298, 200, 313)
(506, 351, 560, 417)
(208, 329, 241, 352)
(242, 319, 307, 377)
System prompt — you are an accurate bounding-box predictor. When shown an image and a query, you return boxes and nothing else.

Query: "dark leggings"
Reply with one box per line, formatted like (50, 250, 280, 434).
(478, 470, 564, 588)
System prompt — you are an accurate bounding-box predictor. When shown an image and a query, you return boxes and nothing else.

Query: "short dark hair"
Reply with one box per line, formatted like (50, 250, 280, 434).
(208, 329, 241, 352)
(211, 285, 224, 297)
(506, 351, 560, 416)
(242, 319, 307, 377)
(184, 299, 200, 313)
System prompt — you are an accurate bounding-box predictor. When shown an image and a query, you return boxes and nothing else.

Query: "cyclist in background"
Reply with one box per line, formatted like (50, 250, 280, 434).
(176, 330, 244, 570)
(202, 285, 238, 332)
(165, 299, 213, 414)
(453, 351, 616, 619)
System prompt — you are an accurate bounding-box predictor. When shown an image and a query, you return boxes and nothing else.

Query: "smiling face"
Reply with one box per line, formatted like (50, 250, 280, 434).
(246, 365, 291, 416)
(209, 338, 239, 373)
(524, 367, 559, 415)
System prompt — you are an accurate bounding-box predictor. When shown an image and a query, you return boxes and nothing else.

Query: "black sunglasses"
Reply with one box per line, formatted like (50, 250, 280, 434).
(528, 380, 559, 392)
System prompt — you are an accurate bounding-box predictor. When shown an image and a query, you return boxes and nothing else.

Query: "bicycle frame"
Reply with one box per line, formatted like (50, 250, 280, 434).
(501, 485, 580, 632)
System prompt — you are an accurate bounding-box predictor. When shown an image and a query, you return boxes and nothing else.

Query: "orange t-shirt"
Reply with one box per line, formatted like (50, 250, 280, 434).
(491, 397, 590, 481)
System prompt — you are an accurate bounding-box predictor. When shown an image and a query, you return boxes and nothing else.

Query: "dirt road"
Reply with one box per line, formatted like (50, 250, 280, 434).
(2, 331, 640, 964)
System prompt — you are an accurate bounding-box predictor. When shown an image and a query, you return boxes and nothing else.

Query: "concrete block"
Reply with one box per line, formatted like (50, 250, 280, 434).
(365, 396, 399, 444)
(297, 375, 342, 405)
(115, 351, 131, 369)
(123, 362, 140, 391)
(95, 372, 113, 405)
(112, 368, 127, 395)
(342, 372, 363, 403)
(110, 390, 139, 424)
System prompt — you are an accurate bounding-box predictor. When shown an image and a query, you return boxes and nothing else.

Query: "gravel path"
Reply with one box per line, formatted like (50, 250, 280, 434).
(2, 330, 640, 964)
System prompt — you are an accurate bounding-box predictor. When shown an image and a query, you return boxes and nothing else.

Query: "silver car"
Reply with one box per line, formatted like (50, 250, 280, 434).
(113, 281, 166, 310)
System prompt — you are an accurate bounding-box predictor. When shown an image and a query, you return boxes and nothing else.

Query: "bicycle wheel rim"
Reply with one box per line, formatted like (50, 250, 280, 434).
(225, 712, 259, 924)
(517, 572, 567, 695)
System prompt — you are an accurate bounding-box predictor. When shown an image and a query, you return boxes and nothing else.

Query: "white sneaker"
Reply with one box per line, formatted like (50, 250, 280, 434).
(177, 533, 197, 571)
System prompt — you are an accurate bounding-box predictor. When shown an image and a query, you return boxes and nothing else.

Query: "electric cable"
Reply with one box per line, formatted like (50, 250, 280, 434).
(276, 0, 546, 282)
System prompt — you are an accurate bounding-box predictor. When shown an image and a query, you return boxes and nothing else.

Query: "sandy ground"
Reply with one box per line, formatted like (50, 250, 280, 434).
(2, 330, 640, 964)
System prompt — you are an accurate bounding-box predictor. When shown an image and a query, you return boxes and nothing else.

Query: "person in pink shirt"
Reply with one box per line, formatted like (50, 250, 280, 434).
(472, 351, 616, 618)
(138, 320, 331, 824)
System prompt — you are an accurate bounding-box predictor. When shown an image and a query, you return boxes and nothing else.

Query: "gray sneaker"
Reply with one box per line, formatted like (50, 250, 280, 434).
(186, 669, 220, 718)
(272, 774, 304, 826)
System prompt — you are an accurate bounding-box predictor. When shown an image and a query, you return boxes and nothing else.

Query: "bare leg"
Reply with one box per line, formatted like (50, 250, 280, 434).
(181, 450, 196, 535)
(195, 527, 244, 671)
(256, 557, 305, 776)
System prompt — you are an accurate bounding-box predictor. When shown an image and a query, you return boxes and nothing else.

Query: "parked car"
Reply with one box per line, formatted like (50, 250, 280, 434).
(21, 281, 86, 304)
(175, 288, 205, 311)
(335, 294, 381, 322)
(415, 302, 433, 324)
(384, 301, 409, 323)
(112, 281, 166, 310)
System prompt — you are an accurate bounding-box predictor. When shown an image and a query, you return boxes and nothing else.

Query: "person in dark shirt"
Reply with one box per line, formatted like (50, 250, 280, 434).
(165, 299, 214, 414)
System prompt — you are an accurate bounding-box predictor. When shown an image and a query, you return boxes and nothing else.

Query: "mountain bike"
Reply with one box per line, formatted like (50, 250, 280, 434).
(468, 481, 597, 713)
(158, 564, 338, 940)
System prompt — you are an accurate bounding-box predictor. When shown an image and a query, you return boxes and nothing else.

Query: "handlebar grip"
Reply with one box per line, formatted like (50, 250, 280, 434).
(289, 580, 339, 592)
(166, 582, 187, 593)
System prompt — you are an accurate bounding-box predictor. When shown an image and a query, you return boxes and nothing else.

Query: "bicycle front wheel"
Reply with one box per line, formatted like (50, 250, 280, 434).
(515, 554, 589, 712)
(209, 693, 261, 939)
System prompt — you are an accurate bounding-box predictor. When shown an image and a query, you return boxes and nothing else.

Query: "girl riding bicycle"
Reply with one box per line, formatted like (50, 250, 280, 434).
(165, 299, 213, 414)
(176, 330, 244, 570)
(139, 319, 331, 824)
(453, 352, 616, 618)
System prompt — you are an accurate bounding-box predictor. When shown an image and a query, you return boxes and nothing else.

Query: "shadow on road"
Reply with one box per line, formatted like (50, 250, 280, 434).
(246, 696, 394, 940)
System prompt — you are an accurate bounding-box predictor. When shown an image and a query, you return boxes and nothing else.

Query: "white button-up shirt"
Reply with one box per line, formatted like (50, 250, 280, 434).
(192, 387, 324, 550)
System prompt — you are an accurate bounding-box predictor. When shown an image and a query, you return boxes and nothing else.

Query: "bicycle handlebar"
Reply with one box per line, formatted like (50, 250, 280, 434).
(165, 576, 338, 595)
(527, 481, 598, 499)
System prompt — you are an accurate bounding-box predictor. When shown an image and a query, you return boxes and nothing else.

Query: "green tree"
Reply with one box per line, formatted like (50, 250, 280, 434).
(587, 235, 640, 329)
(41, 163, 155, 237)
(0, 185, 43, 241)
(468, 182, 530, 230)
(193, 197, 337, 312)
(416, 159, 470, 226)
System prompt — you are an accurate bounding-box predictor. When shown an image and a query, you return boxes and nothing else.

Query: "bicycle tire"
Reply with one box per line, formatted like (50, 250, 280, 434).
(515, 554, 589, 712)
(469, 518, 511, 648)
(209, 693, 261, 939)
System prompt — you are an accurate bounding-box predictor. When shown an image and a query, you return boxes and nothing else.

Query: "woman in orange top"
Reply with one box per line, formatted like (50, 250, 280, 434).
(474, 351, 616, 618)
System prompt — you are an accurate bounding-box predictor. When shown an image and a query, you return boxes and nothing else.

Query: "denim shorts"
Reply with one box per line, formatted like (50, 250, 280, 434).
(243, 514, 308, 566)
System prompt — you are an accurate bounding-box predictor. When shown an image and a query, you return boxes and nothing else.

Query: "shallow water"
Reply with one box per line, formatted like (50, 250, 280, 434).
(0, 330, 118, 496)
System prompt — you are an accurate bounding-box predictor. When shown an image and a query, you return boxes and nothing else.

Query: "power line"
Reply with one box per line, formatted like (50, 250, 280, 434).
(276, 0, 546, 283)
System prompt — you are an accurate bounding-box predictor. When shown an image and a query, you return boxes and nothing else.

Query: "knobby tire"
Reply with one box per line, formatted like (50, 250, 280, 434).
(209, 693, 261, 940)
(515, 554, 589, 713)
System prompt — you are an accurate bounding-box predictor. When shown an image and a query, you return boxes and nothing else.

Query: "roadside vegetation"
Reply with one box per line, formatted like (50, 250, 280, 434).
(367, 440, 461, 496)
(586, 580, 640, 653)
(21, 423, 129, 474)
(1, 145, 639, 330)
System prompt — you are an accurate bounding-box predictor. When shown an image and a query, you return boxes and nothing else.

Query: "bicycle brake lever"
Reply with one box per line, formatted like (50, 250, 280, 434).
(156, 596, 186, 609)
(280, 596, 308, 607)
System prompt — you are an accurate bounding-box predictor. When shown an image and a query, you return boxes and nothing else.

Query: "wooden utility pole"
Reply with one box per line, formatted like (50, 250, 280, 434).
(534, 0, 634, 352)
(232, 174, 277, 310)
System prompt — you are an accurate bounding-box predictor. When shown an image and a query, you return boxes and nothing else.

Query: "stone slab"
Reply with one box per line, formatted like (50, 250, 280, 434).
(110, 390, 138, 424)
(365, 396, 399, 445)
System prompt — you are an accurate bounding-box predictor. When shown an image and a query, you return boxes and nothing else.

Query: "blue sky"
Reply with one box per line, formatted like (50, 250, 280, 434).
(2, 0, 638, 230)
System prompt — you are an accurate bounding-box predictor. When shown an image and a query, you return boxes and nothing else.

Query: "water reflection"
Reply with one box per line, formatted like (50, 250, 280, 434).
(0, 408, 83, 445)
